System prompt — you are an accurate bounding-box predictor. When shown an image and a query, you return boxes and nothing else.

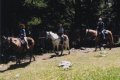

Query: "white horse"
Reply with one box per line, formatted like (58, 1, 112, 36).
(46, 31, 70, 55)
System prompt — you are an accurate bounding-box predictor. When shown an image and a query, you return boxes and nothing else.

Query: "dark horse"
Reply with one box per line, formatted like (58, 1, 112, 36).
(1, 36, 35, 64)
(85, 29, 114, 51)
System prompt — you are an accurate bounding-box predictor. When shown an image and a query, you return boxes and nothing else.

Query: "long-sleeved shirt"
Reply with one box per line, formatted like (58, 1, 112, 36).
(19, 28, 27, 39)
(97, 21, 105, 32)
(58, 27, 64, 34)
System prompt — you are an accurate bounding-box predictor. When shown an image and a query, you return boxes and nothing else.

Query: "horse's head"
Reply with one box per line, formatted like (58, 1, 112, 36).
(1, 36, 11, 49)
(2, 36, 10, 43)
(2, 36, 7, 40)
(46, 31, 51, 39)
(46, 31, 59, 40)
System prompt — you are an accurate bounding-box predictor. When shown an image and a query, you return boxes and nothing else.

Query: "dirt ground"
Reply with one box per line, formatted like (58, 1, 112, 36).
(0, 47, 119, 71)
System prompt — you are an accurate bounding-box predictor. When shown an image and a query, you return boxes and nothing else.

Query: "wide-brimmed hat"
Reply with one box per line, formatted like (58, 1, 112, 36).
(19, 24, 25, 28)
(99, 18, 102, 21)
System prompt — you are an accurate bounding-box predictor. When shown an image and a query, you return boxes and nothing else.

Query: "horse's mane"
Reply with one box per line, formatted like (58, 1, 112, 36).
(49, 31, 59, 39)
(86, 29, 97, 33)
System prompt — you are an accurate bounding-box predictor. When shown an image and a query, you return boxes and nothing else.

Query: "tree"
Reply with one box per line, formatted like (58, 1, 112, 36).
(113, 0, 120, 35)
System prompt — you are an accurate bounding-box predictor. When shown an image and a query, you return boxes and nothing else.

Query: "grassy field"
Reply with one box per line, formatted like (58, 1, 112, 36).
(0, 47, 120, 80)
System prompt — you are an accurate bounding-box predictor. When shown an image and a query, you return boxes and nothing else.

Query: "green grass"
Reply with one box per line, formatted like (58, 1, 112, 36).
(0, 47, 120, 80)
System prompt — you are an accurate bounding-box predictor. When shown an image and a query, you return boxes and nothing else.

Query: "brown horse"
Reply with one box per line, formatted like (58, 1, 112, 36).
(85, 29, 114, 51)
(86, 29, 98, 40)
(2, 36, 35, 64)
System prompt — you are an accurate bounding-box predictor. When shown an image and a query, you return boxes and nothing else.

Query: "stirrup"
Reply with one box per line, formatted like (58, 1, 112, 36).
(27, 46, 30, 49)
(103, 37, 105, 40)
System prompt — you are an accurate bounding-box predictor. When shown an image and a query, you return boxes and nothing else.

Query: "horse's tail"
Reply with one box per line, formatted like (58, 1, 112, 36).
(108, 30, 114, 45)
(27, 37, 35, 49)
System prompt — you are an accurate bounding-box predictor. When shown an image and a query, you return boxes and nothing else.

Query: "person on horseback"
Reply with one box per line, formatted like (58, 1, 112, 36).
(58, 23, 64, 44)
(19, 23, 29, 49)
(97, 17, 106, 39)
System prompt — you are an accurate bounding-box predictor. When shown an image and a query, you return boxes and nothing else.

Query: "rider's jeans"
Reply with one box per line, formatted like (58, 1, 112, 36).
(102, 30, 105, 39)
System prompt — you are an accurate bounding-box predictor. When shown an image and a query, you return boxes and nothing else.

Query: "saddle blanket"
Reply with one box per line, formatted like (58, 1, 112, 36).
(19, 38, 26, 45)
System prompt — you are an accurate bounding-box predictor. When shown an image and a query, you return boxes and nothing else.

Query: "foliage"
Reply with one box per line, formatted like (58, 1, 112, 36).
(24, 0, 47, 8)
(2, 0, 120, 36)
(27, 17, 41, 26)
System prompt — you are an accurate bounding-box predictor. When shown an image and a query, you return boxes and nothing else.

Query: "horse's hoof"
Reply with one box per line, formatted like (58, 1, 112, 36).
(34, 59, 36, 61)
(60, 54, 62, 56)
(16, 61, 21, 65)
(33, 56, 36, 61)
(32, 58, 36, 61)
(55, 53, 59, 56)
(68, 52, 70, 54)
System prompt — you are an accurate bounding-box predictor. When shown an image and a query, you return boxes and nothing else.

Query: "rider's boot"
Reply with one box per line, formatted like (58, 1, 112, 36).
(61, 37, 64, 44)
(25, 41, 29, 49)
(103, 33, 105, 40)
(24, 37, 29, 49)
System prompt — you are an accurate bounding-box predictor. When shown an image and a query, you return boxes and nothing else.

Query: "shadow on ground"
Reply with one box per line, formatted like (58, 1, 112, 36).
(0, 61, 31, 73)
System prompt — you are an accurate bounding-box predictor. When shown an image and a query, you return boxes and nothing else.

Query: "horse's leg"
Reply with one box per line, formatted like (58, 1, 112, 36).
(103, 38, 108, 50)
(29, 50, 35, 62)
(3, 50, 9, 63)
(95, 40, 101, 51)
(16, 51, 22, 64)
(60, 44, 63, 56)
(98, 42, 102, 51)
(53, 45, 58, 56)
(67, 43, 70, 54)
(56, 45, 60, 56)
(16, 55, 21, 64)
(54, 46, 56, 55)
(103, 44, 106, 50)
(110, 34, 114, 50)
(94, 36, 99, 51)
(95, 40, 98, 51)
(109, 39, 112, 50)
(32, 53, 35, 61)
(98, 36, 102, 51)
(102, 40, 106, 50)
(110, 44, 112, 50)
(53, 45, 55, 53)
(94, 45, 97, 51)
(68, 47, 70, 54)
(106, 35, 111, 50)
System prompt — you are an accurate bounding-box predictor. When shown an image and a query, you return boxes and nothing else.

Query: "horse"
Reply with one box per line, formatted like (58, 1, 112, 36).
(1, 36, 35, 64)
(85, 29, 98, 41)
(85, 29, 114, 51)
(46, 31, 70, 56)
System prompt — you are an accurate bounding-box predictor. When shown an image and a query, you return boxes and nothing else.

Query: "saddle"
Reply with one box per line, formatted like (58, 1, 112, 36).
(58, 34, 63, 44)
(19, 38, 26, 47)
(59, 36, 63, 44)
(98, 30, 108, 41)
(103, 30, 108, 34)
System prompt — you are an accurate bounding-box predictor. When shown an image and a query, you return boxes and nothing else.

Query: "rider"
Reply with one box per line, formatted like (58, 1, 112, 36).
(58, 23, 64, 44)
(97, 17, 106, 39)
(19, 23, 29, 49)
